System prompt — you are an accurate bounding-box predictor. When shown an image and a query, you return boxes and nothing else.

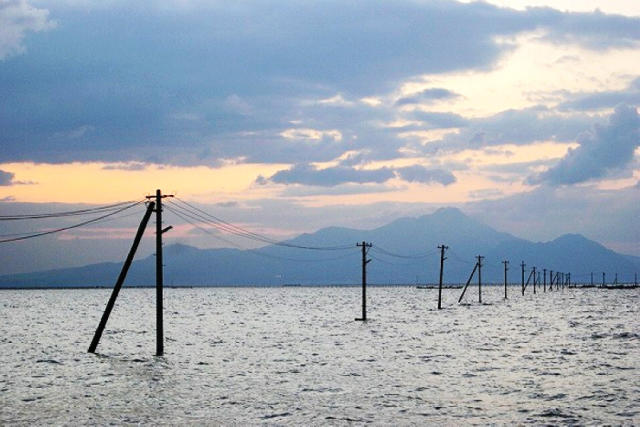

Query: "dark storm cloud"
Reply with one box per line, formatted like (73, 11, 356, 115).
(528, 105, 640, 185)
(1, 1, 639, 164)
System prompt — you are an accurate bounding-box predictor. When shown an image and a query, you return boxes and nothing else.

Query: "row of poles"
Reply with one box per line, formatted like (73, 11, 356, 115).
(353, 242, 573, 321)
(87, 189, 636, 355)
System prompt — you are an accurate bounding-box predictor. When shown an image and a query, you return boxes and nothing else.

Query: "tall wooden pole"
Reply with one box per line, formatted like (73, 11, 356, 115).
(155, 190, 164, 356)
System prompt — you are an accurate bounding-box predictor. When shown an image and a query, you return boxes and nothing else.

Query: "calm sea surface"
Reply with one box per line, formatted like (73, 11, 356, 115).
(1, 286, 638, 425)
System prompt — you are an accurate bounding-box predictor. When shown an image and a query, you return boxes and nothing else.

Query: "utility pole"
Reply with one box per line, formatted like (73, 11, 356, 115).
(145, 189, 173, 356)
(355, 241, 372, 321)
(477, 255, 484, 303)
(602, 272, 606, 287)
(614, 273, 618, 285)
(550, 270, 554, 291)
(437, 245, 448, 310)
(521, 261, 526, 296)
(532, 266, 537, 294)
(503, 260, 509, 299)
(543, 268, 547, 293)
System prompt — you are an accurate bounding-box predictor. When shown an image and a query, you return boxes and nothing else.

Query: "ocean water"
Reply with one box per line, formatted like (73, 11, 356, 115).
(1, 286, 638, 425)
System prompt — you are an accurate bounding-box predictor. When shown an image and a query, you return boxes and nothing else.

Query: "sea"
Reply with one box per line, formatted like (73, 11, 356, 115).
(1, 285, 638, 425)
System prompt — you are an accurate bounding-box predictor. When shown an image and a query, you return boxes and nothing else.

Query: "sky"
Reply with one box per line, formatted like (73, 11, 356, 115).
(0, 0, 639, 274)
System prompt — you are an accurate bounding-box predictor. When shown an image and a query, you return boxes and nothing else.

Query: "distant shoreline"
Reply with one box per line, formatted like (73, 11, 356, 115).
(0, 283, 637, 290)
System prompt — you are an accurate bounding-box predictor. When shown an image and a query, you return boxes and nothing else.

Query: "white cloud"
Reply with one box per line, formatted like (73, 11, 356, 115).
(280, 128, 343, 142)
(0, 0, 55, 60)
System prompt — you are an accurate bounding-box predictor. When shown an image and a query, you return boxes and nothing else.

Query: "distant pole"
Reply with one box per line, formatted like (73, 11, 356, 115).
(88, 202, 155, 353)
(145, 189, 173, 356)
(550, 270, 554, 291)
(614, 273, 618, 285)
(602, 272, 606, 287)
(532, 266, 537, 294)
(477, 255, 484, 303)
(543, 268, 547, 292)
(458, 262, 478, 303)
(437, 245, 448, 310)
(635, 273, 638, 286)
(521, 261, 526, 296)
(568, 272, 571, 287)
(591, 272, 593, 286)
(503, 260, 509, 299)
(355, 241, 372, 321)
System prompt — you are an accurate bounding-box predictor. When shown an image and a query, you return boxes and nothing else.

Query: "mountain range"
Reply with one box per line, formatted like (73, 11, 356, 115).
(1, 207, 638, 287)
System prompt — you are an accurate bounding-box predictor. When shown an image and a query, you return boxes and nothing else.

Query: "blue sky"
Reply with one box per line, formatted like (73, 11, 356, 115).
(0, 0, 638, 273)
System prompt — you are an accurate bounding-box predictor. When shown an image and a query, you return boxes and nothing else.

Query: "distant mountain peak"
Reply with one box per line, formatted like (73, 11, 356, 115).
(432, 207, 466, 217)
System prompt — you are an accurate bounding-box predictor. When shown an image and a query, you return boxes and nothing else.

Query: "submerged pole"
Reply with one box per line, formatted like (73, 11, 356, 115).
(503, 260, 509, 299)
(458, 262, 478, 303)
(477, 255, 484, 303)
(356, 241, 372, 321)
(155, 189, 164, 356)
(88, 201, 155, 353)
(532, 266, 537, 294)
(437, 245, 447, 310)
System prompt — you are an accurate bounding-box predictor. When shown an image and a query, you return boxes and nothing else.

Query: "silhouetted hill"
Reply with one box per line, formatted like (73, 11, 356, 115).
(0, 208, 638, 287)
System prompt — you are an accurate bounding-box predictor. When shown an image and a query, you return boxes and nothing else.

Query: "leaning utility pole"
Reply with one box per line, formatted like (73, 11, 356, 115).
(355, 241, 372, 321)
(145, 189, 173, 356)
(477, 255, 484, 303)
(437, 245, 448, 310)
(88, 201, 155, 353)
(503, 260, 509, 299)
(532, 266, 537, 294)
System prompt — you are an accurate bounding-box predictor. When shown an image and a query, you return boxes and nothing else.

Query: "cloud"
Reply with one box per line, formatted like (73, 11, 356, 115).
(0, 170, 15, 185)
(267, 164, 395, 187)
(263, 163, 455, 187)
(558, 77, 640, 112)
(0, 0, 54, 60)
(101, 162, 148, 171)
(528, 105, 640, 185)
(1, 1, 639, 165)
(423, 106, 597, 152)
(395, 165, 456, 185)
(412, 111, 470, 129)
(396, 88, 461, 106)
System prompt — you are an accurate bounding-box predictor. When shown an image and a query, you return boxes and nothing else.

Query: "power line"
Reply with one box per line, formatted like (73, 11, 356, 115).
(0, 201, 144, 243)
(166, 204, 358, 263)
(0, 200, 139, 220)
(168, 198, 354, 251)
(370, 245, 438, 259)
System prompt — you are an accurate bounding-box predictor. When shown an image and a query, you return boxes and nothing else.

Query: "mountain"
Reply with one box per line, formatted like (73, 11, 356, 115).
(0, 208, 638, 287)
